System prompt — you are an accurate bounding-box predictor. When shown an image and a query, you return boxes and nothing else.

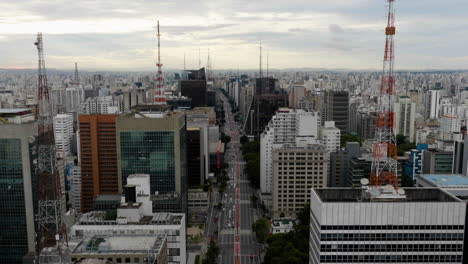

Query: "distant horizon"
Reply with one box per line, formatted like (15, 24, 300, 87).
(1, 67, 468, 74)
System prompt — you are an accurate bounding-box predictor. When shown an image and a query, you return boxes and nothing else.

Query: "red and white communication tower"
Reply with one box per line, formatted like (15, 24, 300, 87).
(370, 0, 399, 189)
(155, 20, 166, 104)
(34, 32, 67, 252)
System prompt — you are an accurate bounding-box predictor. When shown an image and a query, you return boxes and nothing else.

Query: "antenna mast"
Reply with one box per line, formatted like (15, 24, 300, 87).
(155, 21, 166, 104)
(34, 32, 67, 254)
(206, 48, 212, 81)
(370, 0, 399, 189)
(74, 62, 79, 84)
(259, 42, 263, 78)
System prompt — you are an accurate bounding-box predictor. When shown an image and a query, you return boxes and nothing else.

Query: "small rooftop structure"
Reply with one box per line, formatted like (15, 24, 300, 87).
(315, 187, 460, 203)
(0, 108, 34, 124)
(72, 234, 166, 254)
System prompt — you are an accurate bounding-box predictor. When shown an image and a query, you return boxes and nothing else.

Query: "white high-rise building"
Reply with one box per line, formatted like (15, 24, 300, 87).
(319, 121, 340, 153)
(53, 113, 74, 156)
(309, 187, 466, 264)
(394, 97, 416, 142)
(425, 90, 441, 120)
(71, 166, 81, 212)
(260, 109, 320, 194)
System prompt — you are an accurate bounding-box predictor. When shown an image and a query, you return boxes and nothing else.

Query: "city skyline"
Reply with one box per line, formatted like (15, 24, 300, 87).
(1, 0, 467, 71)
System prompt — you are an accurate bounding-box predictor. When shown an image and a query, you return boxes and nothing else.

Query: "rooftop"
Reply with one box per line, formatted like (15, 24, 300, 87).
(78, 211, 183, 225)
(72, 234, 166, 255)
(0, 108, 31, 114)
(422, 174, 468, 186)
(315, 188, 461, 203)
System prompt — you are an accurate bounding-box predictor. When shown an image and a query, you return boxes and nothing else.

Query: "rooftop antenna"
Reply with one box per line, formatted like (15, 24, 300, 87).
(259, 42, 263, 78)
(183, 52, 186, 71)
(74, 62, 79, 84)
(206, 48, 212, 81)
(155, 20, 166, 104)
(266, 51, 269, 78)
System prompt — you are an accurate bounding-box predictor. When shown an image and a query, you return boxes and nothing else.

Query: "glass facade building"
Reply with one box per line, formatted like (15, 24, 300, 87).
(116, 112, 187, 214)
(120, 131, 176, 193)
(0, 138, 36, 264)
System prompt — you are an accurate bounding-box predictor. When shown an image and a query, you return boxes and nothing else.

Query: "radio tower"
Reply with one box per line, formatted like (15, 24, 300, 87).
(34, 33, 67, 253)
(74, 62, 79, 85)
(206, 48, 212, 81)
(370, 0, 399, 189)
(155, 21, 166, 104)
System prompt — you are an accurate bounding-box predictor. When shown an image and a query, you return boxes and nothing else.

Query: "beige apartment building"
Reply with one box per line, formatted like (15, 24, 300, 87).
(272, 139, 328, 218)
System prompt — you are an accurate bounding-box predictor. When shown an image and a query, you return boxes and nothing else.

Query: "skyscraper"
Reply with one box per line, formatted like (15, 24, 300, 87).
(310, 187, 466, 264)
(0, 121, 37, 263)
(53, 113, 74, 156)
(394, 97, 416, 142)
(116, 111, 187, 213)
(78, 114, 119, 212)
(180, 68, 207, 107)
(323, 90, 349, 133)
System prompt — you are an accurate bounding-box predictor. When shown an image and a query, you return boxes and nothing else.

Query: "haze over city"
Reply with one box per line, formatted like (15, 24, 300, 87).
(1, 0, 468, 70)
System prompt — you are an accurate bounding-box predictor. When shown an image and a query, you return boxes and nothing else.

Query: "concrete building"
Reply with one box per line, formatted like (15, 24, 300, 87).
(319, 121, 341, 153)
(329, 142, 361, 187)
(81, 96, 121, 114)
(53, 113, 74, 156)
(70, 234, 168, 264)
(71, 166, 82, 212)
(347, 155, 372, 187)
(357, 109, 377, 140)
(416, 174, 468, 200)
(272, 138, 328, 218)
(323, 90, 349, 133)
(310, 187, 466, 264)
(0, 121, 37, 263)
(70, 174, 186, 264)
(79, 115, 119, 212)
(179, 68, 207, 107)
(422, 148, 454, 174)
(425, 90, 441, 120)
(0, 108, 35, 124)
(116, 111, 187, 214)
(260, 109, 320, 194)
(439, 115, 460, 141)
(271, 218, 297, 234)
(187, 189, 209, 212)
(394, 97, 416, 142)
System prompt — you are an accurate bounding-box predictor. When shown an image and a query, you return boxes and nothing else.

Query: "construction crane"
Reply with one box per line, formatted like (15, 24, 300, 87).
(154, 21, 166, 104)
(370, 0, 399, 188)
(34, 32, 67, 255)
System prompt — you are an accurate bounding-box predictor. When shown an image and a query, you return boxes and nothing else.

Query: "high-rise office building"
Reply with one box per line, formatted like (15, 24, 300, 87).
(187, 128, 204, 187)
(329, 142, 361, 187)
(78, 114, 119, 212)
(116, 111, 187, 213)
(180, 68, 207, 107)
(310, 187, 466, 264)
(272, 138, 328, 217)
(422, 148, 454, 174)
(245, 77, 288, 137)
(53, 113, 74, 156)
(323, 90, 349, 133)
(424, 90, 441, 120)
(0, 121, 37, 264)
(260, 109, 320, 194)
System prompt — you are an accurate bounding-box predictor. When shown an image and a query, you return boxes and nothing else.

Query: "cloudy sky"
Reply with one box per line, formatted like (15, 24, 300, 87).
(1, 0, 467, 71)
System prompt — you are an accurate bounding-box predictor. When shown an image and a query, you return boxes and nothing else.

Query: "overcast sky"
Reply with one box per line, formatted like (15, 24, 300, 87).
(1, 0, 467, 71)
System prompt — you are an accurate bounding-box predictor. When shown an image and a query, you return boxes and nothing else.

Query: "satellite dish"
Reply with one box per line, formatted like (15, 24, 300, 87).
(360, 178, 369, 186)
(383, 184, 394, 192)
(397, 189, 406, 195)
(369, 188, 381, 197)
(28, 136, 35, 144)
